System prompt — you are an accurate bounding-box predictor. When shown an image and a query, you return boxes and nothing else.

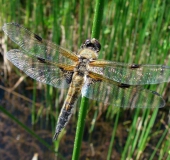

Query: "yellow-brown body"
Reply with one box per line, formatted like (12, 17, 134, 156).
(53, 46, 99, 139)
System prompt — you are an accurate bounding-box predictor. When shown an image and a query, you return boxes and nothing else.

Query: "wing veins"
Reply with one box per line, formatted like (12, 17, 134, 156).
(89, 60, 170, 85)
(3, 23, 79, 63)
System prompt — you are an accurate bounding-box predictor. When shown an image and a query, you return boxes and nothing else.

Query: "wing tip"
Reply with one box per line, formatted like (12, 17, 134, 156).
(2, 22, 19, 32)
(2, 22, 22, 40)
(2, 23, 7, 34)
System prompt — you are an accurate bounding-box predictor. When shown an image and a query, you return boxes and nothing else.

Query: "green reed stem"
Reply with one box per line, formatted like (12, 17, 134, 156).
(72, 0, 104, 159)
(31, 80, 36, 125)
(91, 0, 104, 39)
(107, 110, 120, 160)
(72, 97, 89, 160)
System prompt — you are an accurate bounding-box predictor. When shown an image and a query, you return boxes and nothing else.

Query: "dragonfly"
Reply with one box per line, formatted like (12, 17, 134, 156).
(3, 23, 170, 140)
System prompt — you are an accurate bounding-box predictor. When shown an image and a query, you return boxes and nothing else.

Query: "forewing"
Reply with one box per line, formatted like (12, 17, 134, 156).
(7, 49, 75, 88)
(3, 23, 78, 65)
(82, 79, 165, 108)
(89, 60, 170, 85)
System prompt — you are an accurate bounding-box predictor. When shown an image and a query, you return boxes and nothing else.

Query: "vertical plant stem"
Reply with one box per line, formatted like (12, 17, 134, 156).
(72, 0, 104, 159)
(78, 0, 84, 45)
(31, 80, 36, 125)
(72, 97, 89, 160)
(149, 127, 168, 160)
(91, 0, 104, 39)
(107, 111, 120, 160)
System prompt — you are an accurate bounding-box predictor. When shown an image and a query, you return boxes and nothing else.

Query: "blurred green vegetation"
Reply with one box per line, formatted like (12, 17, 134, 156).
(0, 0, 170, 159)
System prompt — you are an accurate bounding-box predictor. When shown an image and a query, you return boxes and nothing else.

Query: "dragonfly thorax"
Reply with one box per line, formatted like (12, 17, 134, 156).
(78, 48, 98, 60)
(74, 57, 89, 75)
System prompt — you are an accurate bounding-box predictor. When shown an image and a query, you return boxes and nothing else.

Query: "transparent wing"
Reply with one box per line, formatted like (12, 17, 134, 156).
(89, 60, 170, 85)
(3, 23, 78, 65)
(81, 78, 165, 108)
(7, 49, 75, 88)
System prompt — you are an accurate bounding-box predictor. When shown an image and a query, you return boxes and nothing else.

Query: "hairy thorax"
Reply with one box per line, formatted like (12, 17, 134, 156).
(75, 48, 98, 76)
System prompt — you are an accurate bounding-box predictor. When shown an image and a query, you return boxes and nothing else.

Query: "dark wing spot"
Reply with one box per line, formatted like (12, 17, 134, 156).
(65, 76, 72, 84)
(13, 22, 20, 27)
(151, 91, 161, 96)
(37, 57, 46, 63)
(130, 64, 141, 69)
(118, 83, 130, 88)
(59, 68, 73, 84)
(160, 65, 166, 75)
(59, 67, 64, 71)
(34, 34, 42, 42)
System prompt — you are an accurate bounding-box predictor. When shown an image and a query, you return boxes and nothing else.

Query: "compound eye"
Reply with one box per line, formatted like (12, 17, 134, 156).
(91, 39, 101, 52)
(84, 39, 91, 45)
(94, 40, 101, 52)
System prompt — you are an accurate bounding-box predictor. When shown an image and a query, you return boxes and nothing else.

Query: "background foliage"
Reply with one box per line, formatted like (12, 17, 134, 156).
(0, 0, 170, 159)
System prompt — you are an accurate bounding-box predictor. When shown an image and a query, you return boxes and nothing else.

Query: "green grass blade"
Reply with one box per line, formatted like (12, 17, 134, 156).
(72, 97, 89, 160)
(31, 80, 36, 125)
(149, 127, 168, 160)
(107, 110, 120, 160)
(72, 0, 105, 159)
(91, 0, 105, 39)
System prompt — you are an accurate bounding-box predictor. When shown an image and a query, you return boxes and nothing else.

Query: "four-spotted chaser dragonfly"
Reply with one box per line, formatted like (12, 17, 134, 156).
(2, 23, 170, 140)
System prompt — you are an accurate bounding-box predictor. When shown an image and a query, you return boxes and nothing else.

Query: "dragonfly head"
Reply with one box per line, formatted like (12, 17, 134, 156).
(81, 38, 101, 53)
(79, 38, 101, 60)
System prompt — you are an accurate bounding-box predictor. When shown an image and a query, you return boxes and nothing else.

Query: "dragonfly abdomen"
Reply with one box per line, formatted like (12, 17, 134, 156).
(53, 72, 84, 140)
(53, 105, 73, 140)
